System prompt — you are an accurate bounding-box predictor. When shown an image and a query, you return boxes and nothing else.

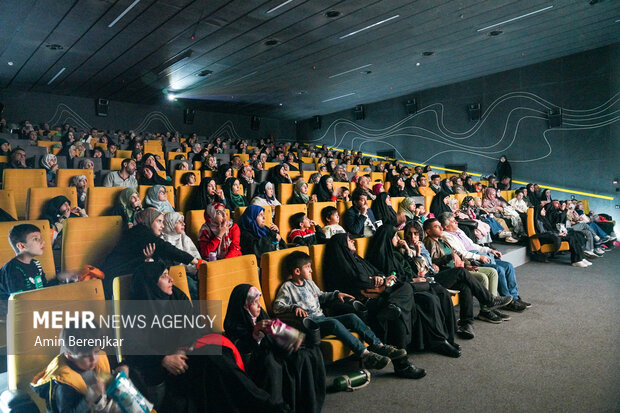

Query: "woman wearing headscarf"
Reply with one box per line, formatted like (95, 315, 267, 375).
(190, 177, 226, 210)
(251, 181, 281, 215)
(440, 178, 454, 195)
(404, 177, 421, 197)
(127, 262, 286, 413)
(451, 177, 467, 194)
(463, 176, 477, 193)
(322, 233, 426, 379)
(308, 172, 322, 185)
(43, 196, 87, 271)
(223, 177, 246, 211)
(224, 284, 325, 413)
(429, 191, 452, 217)
(539, 189, 552, 205)
(495, 155, 512, 182)
(112, 187, 143, 229)
(371, 193, 398, 227)
(142, 153, 166, 173)
(216, 163, 233, 185)
(398, 197, 418, 222)
(266, 164, 292, 185)
(239, 205, 286, 261)
(40, 153, 59, 187)
(532, 204, 588, 267)
(525, 183, 540, 207)
(139, 164, 169, 186)
(69, 174, 88, 209)
(313, 175, 336, 202)
(388, 176, 408, 198)
(145, 184, 175, 214)
(289, 179, 311, 204)
(198, 202, 242, 260)
(100, 208, 198, 298)
(161, 212, 201, 279)
(372, 183, 384, 196)
(367, 225, 460, 357)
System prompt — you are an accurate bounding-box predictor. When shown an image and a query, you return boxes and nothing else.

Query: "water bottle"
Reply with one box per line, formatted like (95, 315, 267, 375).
(208, 252, 217, 262)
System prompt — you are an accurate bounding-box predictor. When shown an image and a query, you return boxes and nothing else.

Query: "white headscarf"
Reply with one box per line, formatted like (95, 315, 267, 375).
(160, 212, 200, 273)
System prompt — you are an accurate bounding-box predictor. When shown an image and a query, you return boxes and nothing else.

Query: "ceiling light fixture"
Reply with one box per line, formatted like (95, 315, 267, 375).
(329, 64, 372, 79)
(322, 92, 355, 103)
(325, 10, 341, 18)
(225, 70, 258, 85)
(416, 62, 420, 66)
(422, 51, 434, 56)
(167, 94, 175, 101)
(8, 61, 13, 66)
(45, 44, 64, 50)
(489, 30, 503, 36)
(339, 15, 400, 39)
(196, 69, 213, 77)
(47, 67, 66, 85)
(108, 0, 141, 28)
(266, 0, 294, 14)
(264, 39, 279, 46)
(477, 5, 553, 32)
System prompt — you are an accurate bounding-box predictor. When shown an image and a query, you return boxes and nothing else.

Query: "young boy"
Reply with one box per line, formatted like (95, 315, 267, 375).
(272, 251, 407, 370)
(321, 206, 346, 239)
(0, 224, 48, 315)
(287, 212, 325, 246)
(32, 327, 128, 413)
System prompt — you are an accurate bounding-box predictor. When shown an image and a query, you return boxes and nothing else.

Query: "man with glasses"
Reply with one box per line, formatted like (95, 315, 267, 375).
(8, 147, 28, 169)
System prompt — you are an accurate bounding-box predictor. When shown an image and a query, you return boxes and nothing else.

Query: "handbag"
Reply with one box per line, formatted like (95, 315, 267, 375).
(360, 285, 386, 299)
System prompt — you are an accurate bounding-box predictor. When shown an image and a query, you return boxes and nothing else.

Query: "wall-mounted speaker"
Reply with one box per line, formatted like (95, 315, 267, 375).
(354, 105, 365, 120)
(468, 103, 481, 121)
(405, 98, 417, 115)
(96, 98, 109, 117)
(312, 115, 322, 130)
(183, 108, 195, 125)
(548, 108, 562, 128)
(251, 115, 260, 131)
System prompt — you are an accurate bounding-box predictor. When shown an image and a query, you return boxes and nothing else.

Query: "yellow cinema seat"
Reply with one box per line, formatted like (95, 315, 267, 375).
(61, 216, 124, 272)
(3, 169, 47, 219)
(527, 208, 569, 255)
(278, 183, 294, 204)
(109, 158, 125, 170)
(390, 196, 405, 212)
(0, 190, 18, 220)
(274, 204, 307, 243)
(176, 185, 198, 214)
(354, 236, 371, 258)
(26, 187, 78, 220)
(0, 220, 55, 278)
(56, 169, 95, 188)
(36, 141, 62, 152)
(115, 150, 133, 159)
(259, 247, 309, 314)
(308, 202, 336, 225)
(86, 186, 126, 217)
(168, 265, 192, 302)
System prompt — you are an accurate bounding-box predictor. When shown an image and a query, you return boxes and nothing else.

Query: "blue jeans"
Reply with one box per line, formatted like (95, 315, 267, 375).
(475, 251, 519, 299)
(310, 313, 381, 355)
(588, 222, 608, 238)
(483, 217, 504, 235)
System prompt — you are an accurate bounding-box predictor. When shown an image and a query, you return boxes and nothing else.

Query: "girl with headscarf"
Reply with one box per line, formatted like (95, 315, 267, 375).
(201, 155, 218, 172)
(495, 155, 512, 181)
(224, 284, 326, 413)
(398, 197, 418, 222)
(43, 196, 87, 271)
(371, 193, 398, 227)
(100, 208, 198, 298)
(532, 205, 588, 267)
(161, 212, 201, 278)
(440, 178, 454, 195)
(429, 191, 452, 217)
(190, 177, 226, 210)
(112, 187, 143, 229)
(308, 172, 321, 185)
(223, 177, 246, 211)
(404, 177, 421, 197)
(388, 176, 408, 198)
(127, 262, 285, 412)
(540, 189, 552, 205)
(215, 163, 233, 185)
(266, 164, 292, 185)
(251, 181, 281, 215)
(69, 174, 88, 209)
(322, 233, 426, 379)
(78, 158, 95, 170)
(289, 179, 310, 204)
(40, 153, 59, 187)
(139, 165, 169, 186)
(372, 183, 384, 196)
(198, 202, 242, 260)
(313, 175, 336, 202)
(525, 183, 540, 207)
(145, 184, 175, 214)
(451, 177, 467, 194)
(367, 225, 460, 357)
(239, 205, 286, 261)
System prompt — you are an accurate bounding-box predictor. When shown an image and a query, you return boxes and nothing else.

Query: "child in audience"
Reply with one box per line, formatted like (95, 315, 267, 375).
(0, 224, 48, 315)
(287, 212, 325, 246)
(415, 203, 431, 222)
(273, 251, 407, 369)
(180, 171, 196, 186)
(32, 327, 127, 413)
(321, 206, 346, 239)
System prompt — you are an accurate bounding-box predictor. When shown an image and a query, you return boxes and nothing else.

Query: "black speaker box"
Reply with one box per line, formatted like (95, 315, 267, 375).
(468, 103, 481, 121)
(405, 98, 417, 114)
(183, 108, 195, 125)
(548, 109, 562, 128)
(96, 98, 109, 117)
(354, 105, 365, 120)
(312, 115, 321, 130)
(251, 115, 260, 131)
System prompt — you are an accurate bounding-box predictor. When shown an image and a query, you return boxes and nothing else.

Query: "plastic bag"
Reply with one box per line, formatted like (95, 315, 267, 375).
(106, 371, 153, 413)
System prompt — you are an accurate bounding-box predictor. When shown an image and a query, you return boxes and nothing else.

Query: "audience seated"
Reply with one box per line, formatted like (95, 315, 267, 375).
(239, 205, 286, 261)
(198, 202, 242, 260)
(144, 184, 175, 214)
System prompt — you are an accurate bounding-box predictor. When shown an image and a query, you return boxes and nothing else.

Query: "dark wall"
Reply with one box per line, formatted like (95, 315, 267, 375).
(297, 45, 620, 221)
(0, 90, 296, 141)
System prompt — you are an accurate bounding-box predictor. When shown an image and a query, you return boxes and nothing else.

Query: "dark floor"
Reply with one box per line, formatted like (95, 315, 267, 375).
(322, 249, 620, 413)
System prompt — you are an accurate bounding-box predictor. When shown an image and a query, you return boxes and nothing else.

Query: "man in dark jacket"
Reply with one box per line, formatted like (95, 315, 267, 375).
(343, 190, 380, 238)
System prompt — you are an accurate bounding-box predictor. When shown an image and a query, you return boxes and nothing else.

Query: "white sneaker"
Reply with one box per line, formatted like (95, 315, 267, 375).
(584, 250, 598, 258)
(582, 259, 593, 266)
(594, 235, 601, 242)
(499, 231, 512, 239)
(594, 248, 605, 255)
(505, 236, 519, 243)
(572, 261, 588, 268)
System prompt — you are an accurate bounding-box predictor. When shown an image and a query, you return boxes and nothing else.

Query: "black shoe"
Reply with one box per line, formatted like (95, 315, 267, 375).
(377, 304, 401, 321)
(394, 363, 426, 379)
(368, 344, 408, 360)
(362, 351, 391, 370)
(456, 323, 475, 339)
(492, 309, 511, 321)
(449, 341, 461, 351)
(429, 340, 461, 358)
(487, 295, 513, 310)
(517, 296, 532, 308)
(476, 310, 502, 324)
(503, 300, 527, 312)
(353, 300, 369, 321)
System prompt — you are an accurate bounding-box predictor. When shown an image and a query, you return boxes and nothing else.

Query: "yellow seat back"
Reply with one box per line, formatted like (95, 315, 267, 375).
(36, 141, 62, 152)
(175, 185, 197, 214)
(278, 183, 294, 204)
(390, 197, 405, 212)
(354, 236, 371, 258)
(501, 190, 516, 202)
(0, 220, 55, 278)
(301, 170, 319, 182)
(56, 169, 95, 188)
(527, 208, 541, 252)
(86, 186, 126, 217)
(2, 169, 47, 219)
(169, 265, 192, 302)
(138, 185, 175, 209)
(308, 201, 336, 225)
(233, 154, 250, 163)
(309, 244, 326, 291)
(369, 172, 385, 183)
(0, 190, 18, 220)
(109, 158, 125, 170)
(26, 187, 78, 220)
(61, 216, 124, 272)
(274, 204, 307, 242)
(115, 150, 133, 159)
(260, 247, 309, 314)
(199, 255, 265, 330)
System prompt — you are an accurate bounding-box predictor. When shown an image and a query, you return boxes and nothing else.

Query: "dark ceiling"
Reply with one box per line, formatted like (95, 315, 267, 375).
(1, 0, 618, 120)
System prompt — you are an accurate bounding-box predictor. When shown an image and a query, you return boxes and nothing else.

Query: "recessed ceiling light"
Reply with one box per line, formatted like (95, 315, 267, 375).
(422, 51, 434, 56)
(47, 67, 66, 85)
(325, 10, 341, 18)
(416, 62, 420, 66)
(476, 5, 553, 32)
(489, 30, 503, 36)
(45, 44, 64, 50)
(264, 39, 279, 46)
(196, 69, 213, 77)
(360, 70, 372, 75)
(167, 94, 175, 101)
(8, 61, 13, 66)
(279, 103, 283, 106)
(108, 0, 141, 28)
(339, 15, 400, 39)
(296, 90, 307, 95)
(266, 0, 294, 14)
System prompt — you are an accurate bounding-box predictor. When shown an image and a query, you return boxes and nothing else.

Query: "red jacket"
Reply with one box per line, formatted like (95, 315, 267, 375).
(199, 223, 242, 259)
